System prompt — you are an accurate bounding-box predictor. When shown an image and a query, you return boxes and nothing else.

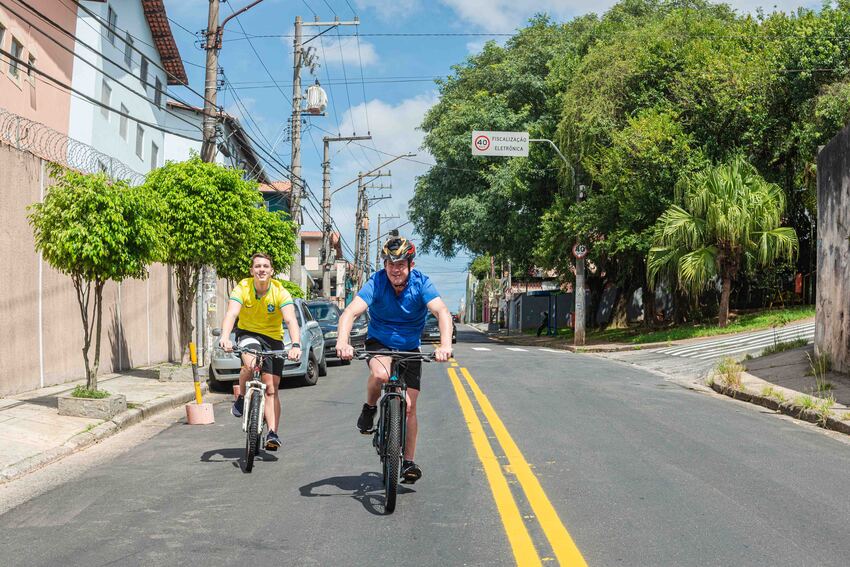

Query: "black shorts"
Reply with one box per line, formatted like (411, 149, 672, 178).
(364, 338, 422, 391)
(234, 329, 284, 377)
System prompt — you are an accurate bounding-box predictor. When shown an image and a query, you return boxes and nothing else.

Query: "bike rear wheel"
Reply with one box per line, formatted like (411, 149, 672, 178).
(244, 389, 262, 472)
(383, 396, 402, 514)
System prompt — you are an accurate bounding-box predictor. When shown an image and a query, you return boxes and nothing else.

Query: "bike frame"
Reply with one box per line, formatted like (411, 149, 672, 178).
(374, 358, 408, 461)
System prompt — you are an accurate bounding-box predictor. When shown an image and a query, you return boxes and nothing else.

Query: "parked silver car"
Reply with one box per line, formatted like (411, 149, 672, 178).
(208, 298, 327, 390)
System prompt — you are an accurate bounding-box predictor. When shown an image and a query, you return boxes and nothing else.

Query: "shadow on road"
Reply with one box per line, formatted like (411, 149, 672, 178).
(455, 325, 496, 345)
(200, 447, 279, 473)
(299, 472, 415, 516)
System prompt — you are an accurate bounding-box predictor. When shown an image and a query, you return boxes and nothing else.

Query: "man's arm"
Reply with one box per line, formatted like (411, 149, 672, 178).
(282, 304, 302, 361)
(219, 299, 243, 351)
(336, 296, 369, 360)
(427, 297, 453, 362)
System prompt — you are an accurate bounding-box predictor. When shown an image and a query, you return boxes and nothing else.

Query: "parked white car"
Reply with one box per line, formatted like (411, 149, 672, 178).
(209, 298, 327, 389)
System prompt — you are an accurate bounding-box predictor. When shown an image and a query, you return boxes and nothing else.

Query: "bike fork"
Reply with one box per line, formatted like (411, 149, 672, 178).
(242, 380, 267, 434)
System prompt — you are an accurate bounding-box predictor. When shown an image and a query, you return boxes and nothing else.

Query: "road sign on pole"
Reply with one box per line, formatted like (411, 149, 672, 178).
(471, 131, 529, 157)
(572, 243, 588, 259)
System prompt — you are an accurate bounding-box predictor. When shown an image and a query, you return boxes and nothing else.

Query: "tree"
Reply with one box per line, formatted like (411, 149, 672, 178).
(647, 156, 798, 327)
(28, 167, 161, 391)
(217, 205, 297, 284)
(277, 277, 305, 299)
(145, 157, 269, 363)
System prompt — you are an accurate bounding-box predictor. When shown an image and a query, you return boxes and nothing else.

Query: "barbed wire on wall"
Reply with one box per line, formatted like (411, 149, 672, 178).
(0, 107, 145, 186)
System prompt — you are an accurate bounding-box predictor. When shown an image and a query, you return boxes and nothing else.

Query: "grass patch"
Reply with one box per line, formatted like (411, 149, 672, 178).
(553, 306, 814, 345)
(714, 357, 744, 390)
(71, 386, 110, 399)
(761, 337, 809, 356)
(796, 395, 817, 410)
(127, 402, 139, 409)
(760, 386, 786, 403)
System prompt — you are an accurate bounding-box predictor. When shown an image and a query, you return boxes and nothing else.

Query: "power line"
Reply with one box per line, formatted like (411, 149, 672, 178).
(0, 47, 201, 141)
(225, 32, 517, 41)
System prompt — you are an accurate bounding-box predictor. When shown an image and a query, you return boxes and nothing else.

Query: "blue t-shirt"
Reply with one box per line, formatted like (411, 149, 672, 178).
(357, 269, 440, 350)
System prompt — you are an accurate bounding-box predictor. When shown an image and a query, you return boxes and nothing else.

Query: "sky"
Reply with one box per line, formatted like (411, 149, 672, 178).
(163, 0, 821, 312)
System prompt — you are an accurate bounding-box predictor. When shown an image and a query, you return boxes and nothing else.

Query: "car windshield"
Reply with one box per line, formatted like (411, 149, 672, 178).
(307, 304, 339, 323)
(425, 314, 437, 325)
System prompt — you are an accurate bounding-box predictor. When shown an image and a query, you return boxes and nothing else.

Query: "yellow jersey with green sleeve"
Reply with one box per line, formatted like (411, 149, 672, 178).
(229, 278, 294, 340)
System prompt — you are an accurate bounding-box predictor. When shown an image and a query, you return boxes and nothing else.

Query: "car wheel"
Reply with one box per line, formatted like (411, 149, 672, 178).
(295, 352, 319, 387)
(207, 364, 232, 393)
(318, 354, 328, 377)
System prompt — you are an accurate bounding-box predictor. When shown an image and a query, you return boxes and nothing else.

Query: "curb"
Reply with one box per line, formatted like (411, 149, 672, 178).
(710, 381, 850, 436)
(0, 384, 208, 484)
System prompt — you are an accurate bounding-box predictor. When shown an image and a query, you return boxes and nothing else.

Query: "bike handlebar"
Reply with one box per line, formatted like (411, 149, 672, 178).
(231, 347, 289, 359)
(353, 349, 438, 362)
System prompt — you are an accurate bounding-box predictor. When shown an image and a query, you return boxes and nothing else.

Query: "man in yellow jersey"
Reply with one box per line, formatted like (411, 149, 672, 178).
(219, 253, 302, 451)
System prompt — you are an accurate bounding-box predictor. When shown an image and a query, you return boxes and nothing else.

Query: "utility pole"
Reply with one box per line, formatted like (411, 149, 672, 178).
(374, 213, 399, 271)
(199, 0, 264, 365)
(574, 185, 587, 345)
(322, 135, 371, 297)
(290, 15, 360, 293)
(357, 174, 391, 287)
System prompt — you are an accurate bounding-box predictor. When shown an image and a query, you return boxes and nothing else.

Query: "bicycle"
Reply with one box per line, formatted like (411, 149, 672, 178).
(231, 346, 288, 473)
(355, 348, 436, 514)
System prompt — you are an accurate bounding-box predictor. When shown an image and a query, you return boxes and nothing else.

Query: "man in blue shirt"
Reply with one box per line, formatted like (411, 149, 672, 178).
(336, 232, 453, 483)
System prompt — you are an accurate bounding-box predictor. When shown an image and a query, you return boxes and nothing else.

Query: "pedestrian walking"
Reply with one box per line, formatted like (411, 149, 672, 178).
(537, 310, 549, 337)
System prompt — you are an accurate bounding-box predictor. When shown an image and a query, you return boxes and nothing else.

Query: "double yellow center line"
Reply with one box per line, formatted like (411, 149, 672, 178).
(447, 361, 587, 566)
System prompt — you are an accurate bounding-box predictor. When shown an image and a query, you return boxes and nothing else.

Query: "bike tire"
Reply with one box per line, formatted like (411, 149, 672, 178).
(244, 390, 262, 472)
(383, 396, 402, 514)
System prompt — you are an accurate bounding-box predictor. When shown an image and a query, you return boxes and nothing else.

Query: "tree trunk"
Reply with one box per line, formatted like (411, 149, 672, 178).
(642, 286, 657, 328)
(673, 289, 690, 325)
(74, 276, 93, 390)
(718, 274, 732, 328)
(174, 263, 199, 364)
(610, 286, 631, 328)
(90, 280, 105, 391)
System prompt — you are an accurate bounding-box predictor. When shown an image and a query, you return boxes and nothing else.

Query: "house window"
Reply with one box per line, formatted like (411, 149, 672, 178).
(9, 37, 22, 78)
(123, 32, 133, 67)
(154, 77, 162, 108)
(150, 141, 158, 170)
(140, 57, 148, 92)
(119, 104, 128, 139)
(106, 6, 117, 45)
(0, 23, 6, 64)
(100, 80, 111, 119)
(135, 125, 144, 158)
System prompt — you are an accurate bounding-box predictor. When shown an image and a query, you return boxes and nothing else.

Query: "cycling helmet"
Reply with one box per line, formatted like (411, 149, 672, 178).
(381, 231, 416, 263)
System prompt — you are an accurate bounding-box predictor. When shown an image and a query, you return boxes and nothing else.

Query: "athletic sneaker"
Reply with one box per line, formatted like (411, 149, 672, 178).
(231, 395, 244, 418)
(357, 403, 378, 434)
(265, 430, 281, 451)
(401, 460, 422, 484)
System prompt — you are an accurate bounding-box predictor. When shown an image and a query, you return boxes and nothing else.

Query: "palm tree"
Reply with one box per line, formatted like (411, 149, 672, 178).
(647, 156, 798, 327)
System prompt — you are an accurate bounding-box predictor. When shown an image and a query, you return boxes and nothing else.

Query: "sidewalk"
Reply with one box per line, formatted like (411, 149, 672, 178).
(0, 367, 209, 483)
(471, 321, 850, 435)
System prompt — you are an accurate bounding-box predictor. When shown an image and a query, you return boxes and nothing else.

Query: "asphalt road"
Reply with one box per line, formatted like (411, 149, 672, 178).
(2, 325, 850, 566)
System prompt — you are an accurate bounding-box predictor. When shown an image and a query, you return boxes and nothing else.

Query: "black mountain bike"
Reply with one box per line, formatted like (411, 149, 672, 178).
(355, 349, 436, 514)
(232, 347, 287, 473)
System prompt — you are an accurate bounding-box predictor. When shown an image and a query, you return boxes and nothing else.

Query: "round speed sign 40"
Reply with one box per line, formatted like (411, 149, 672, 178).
(572, 243, 588, 259)
(473, 135, 490, 152)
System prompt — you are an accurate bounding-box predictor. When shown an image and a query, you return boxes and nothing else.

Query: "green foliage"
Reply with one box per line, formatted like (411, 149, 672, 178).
(761, 337, 808, 356)
(714, 356, 744, 390)
(145, 156, 261, 269)
(71, 385, 110, 399)
(468, 255, 492, 280)
(29, 167, 161, 283)
(276, 277, 305, 299)
(217, 207, 297, 283)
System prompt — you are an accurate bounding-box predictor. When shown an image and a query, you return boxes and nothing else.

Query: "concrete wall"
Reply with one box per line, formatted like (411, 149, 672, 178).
(0, 142, 214, 396)
(69, 0, 166, 173)
(0, 1, 76, 134)
(816, 123, 850, 373)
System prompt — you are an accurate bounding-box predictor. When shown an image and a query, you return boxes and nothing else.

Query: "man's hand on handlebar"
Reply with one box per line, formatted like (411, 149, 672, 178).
(288, 347, 301, 362)
(336, 341, 355, 361)
(219, 338, 234, 352)
(435, 345, 452, 362)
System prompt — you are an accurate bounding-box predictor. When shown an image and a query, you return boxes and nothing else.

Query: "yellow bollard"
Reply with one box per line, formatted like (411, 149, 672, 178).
(185, 341, 214, 425)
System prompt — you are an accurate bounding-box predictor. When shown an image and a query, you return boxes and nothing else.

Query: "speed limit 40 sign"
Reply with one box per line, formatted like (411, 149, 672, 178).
(471, 131, 529, 157)
(572, 243, 588, 259)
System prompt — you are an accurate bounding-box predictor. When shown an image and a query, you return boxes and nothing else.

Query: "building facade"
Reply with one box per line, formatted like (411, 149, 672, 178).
(68, 0, 186, 175)
(0, 0, 77, 134)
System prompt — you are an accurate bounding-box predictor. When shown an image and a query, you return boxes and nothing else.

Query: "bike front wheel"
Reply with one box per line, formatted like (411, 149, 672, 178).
(244, 389, 263, 472)
(383, 396, 402, 514)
